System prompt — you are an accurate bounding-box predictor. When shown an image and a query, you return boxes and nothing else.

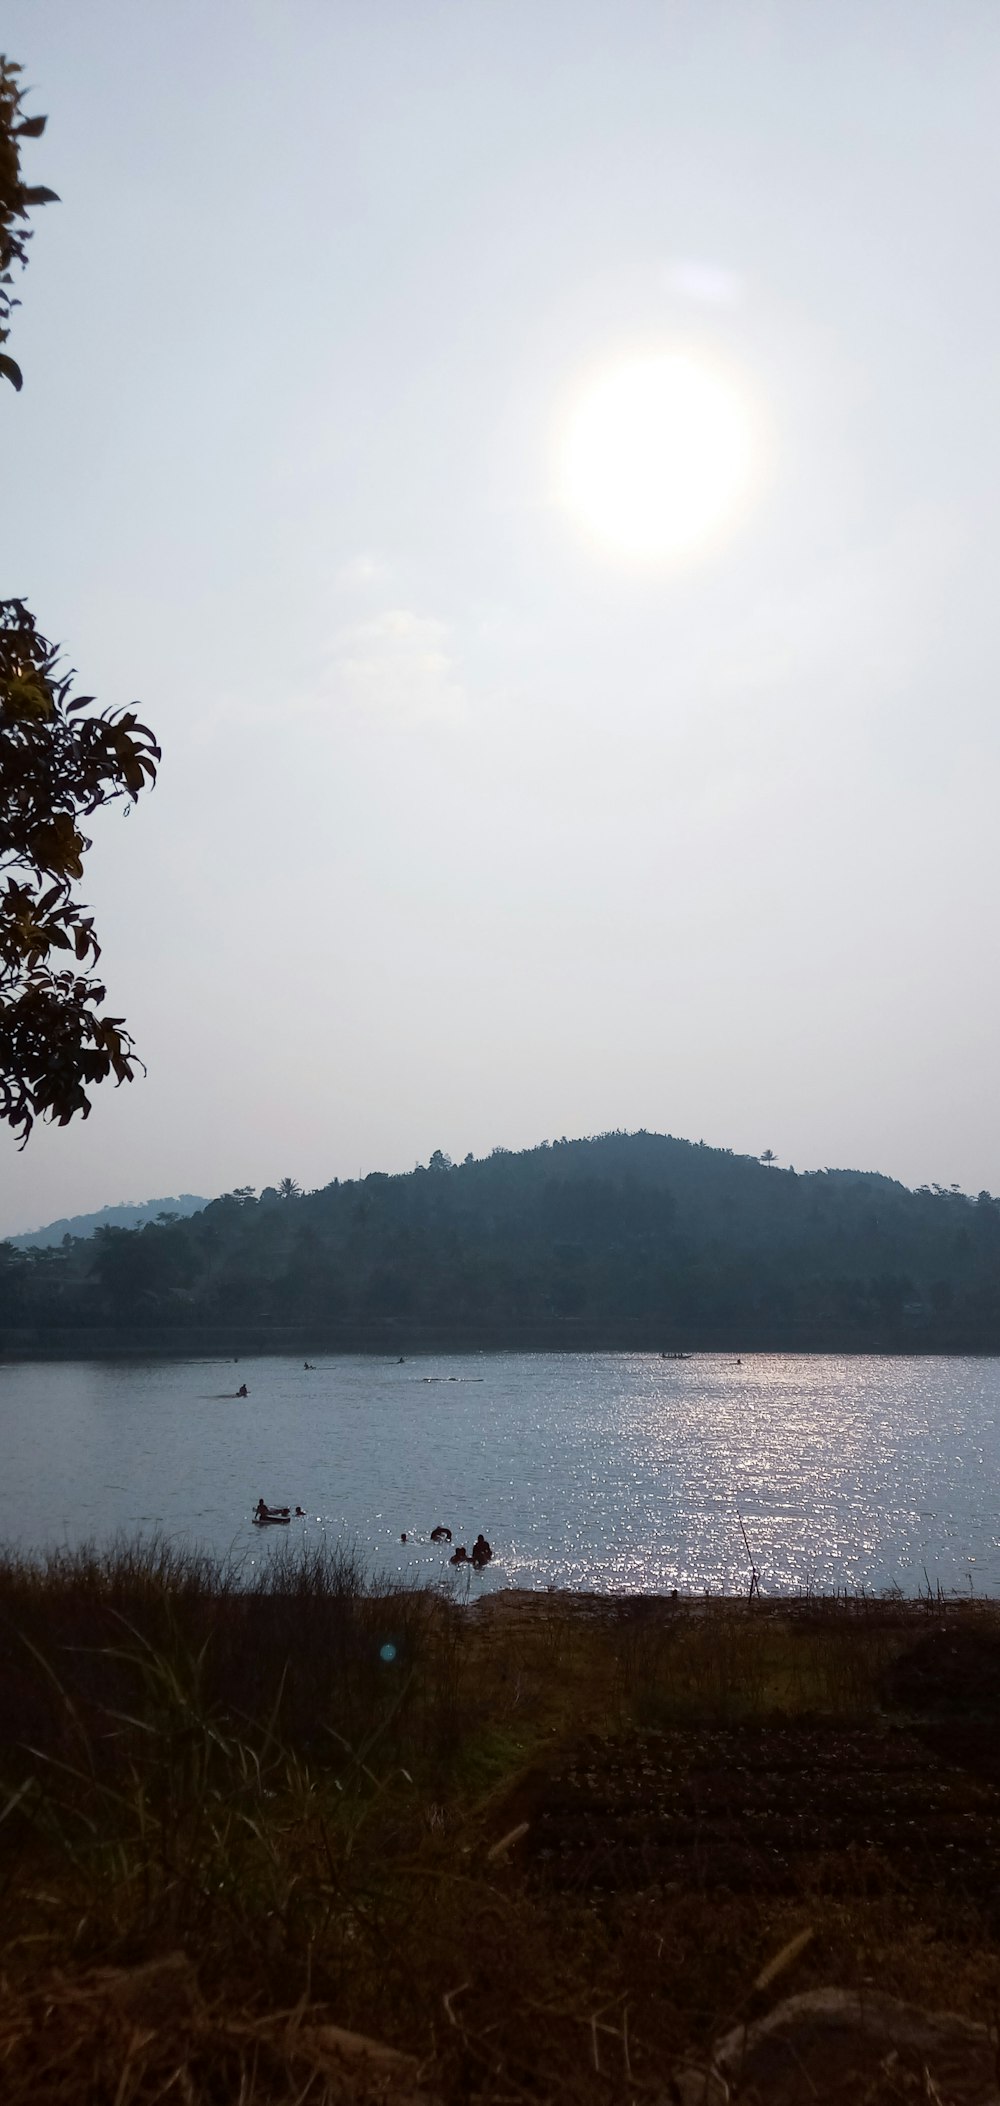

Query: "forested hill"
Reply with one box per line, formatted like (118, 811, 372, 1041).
(11, 1195, 208, 1251)
(3, 1131, 1000, 1353)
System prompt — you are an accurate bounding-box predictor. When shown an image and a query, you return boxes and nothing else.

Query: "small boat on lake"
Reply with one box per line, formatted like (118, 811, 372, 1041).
(254, 1498, 291, 1525)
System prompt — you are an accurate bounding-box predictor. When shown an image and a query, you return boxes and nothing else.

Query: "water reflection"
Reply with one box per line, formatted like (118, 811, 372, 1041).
(0, 1352, 997, 1593)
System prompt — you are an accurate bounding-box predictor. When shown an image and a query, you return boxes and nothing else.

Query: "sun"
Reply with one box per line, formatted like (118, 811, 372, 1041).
(557, 350, 760, 563)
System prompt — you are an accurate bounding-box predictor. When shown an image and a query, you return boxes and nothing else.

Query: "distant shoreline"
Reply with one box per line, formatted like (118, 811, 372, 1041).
(3, 1323, 1000, 1360)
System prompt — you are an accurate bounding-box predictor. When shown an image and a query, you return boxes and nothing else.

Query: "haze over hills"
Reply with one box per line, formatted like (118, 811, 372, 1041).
(3, 1131, 1000, 1354)
(11, 1196, 209, 1251)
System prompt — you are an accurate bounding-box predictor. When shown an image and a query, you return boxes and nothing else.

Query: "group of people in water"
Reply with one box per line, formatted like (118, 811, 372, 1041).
(454, 1533, 493, 1569)
(254, 1498, 305, 1522)
(244, 1365, 494, 1558)
(252, 1503, 493, 1564)
(411, 1523, 492, 1569)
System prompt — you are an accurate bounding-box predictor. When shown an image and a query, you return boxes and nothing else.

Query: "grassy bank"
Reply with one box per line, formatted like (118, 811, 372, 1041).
(2, 1544, 1000, 2100)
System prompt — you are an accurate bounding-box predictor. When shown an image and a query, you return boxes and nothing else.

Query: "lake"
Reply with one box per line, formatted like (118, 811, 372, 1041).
(0, 1351, 998, 1596)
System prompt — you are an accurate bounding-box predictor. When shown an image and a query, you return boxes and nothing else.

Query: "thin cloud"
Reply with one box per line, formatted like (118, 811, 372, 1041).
(334, 553, 390, 593)
(330, 608, 467, 726)
(190, 601, 466, 744)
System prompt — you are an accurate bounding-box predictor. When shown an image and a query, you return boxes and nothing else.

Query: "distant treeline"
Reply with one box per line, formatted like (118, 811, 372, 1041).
(10, 1194, 208, 1251)
(3, 1131, 1000, 1355)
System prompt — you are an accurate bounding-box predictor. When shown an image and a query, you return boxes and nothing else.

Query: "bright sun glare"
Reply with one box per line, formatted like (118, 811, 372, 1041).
(558, 351, 760, 563)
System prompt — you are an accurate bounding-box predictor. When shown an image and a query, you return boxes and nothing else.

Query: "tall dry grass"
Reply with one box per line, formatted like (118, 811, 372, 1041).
(1, 1548, 999, 2102)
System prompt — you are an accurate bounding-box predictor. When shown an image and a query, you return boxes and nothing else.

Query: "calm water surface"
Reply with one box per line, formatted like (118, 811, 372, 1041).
(1, 1352, 998, 1595)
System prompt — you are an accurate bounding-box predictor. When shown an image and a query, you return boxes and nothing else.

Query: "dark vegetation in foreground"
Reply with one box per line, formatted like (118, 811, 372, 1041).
(5, 1129, 1000, 1354)
(3, 1540, 1000, 2101)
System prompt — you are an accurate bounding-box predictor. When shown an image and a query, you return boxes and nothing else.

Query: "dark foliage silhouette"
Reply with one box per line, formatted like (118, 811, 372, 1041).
(0, 55, 58, 393)
(0, 603, 159, 1143)
(1, 62, 159, 1143)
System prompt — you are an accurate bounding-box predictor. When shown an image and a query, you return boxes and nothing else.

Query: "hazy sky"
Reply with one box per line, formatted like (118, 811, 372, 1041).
(3, 0, 1000, 1235)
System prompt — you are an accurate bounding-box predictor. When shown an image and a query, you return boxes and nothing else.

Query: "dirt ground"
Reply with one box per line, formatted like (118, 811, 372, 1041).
(474, 1598, 1000, 1905)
